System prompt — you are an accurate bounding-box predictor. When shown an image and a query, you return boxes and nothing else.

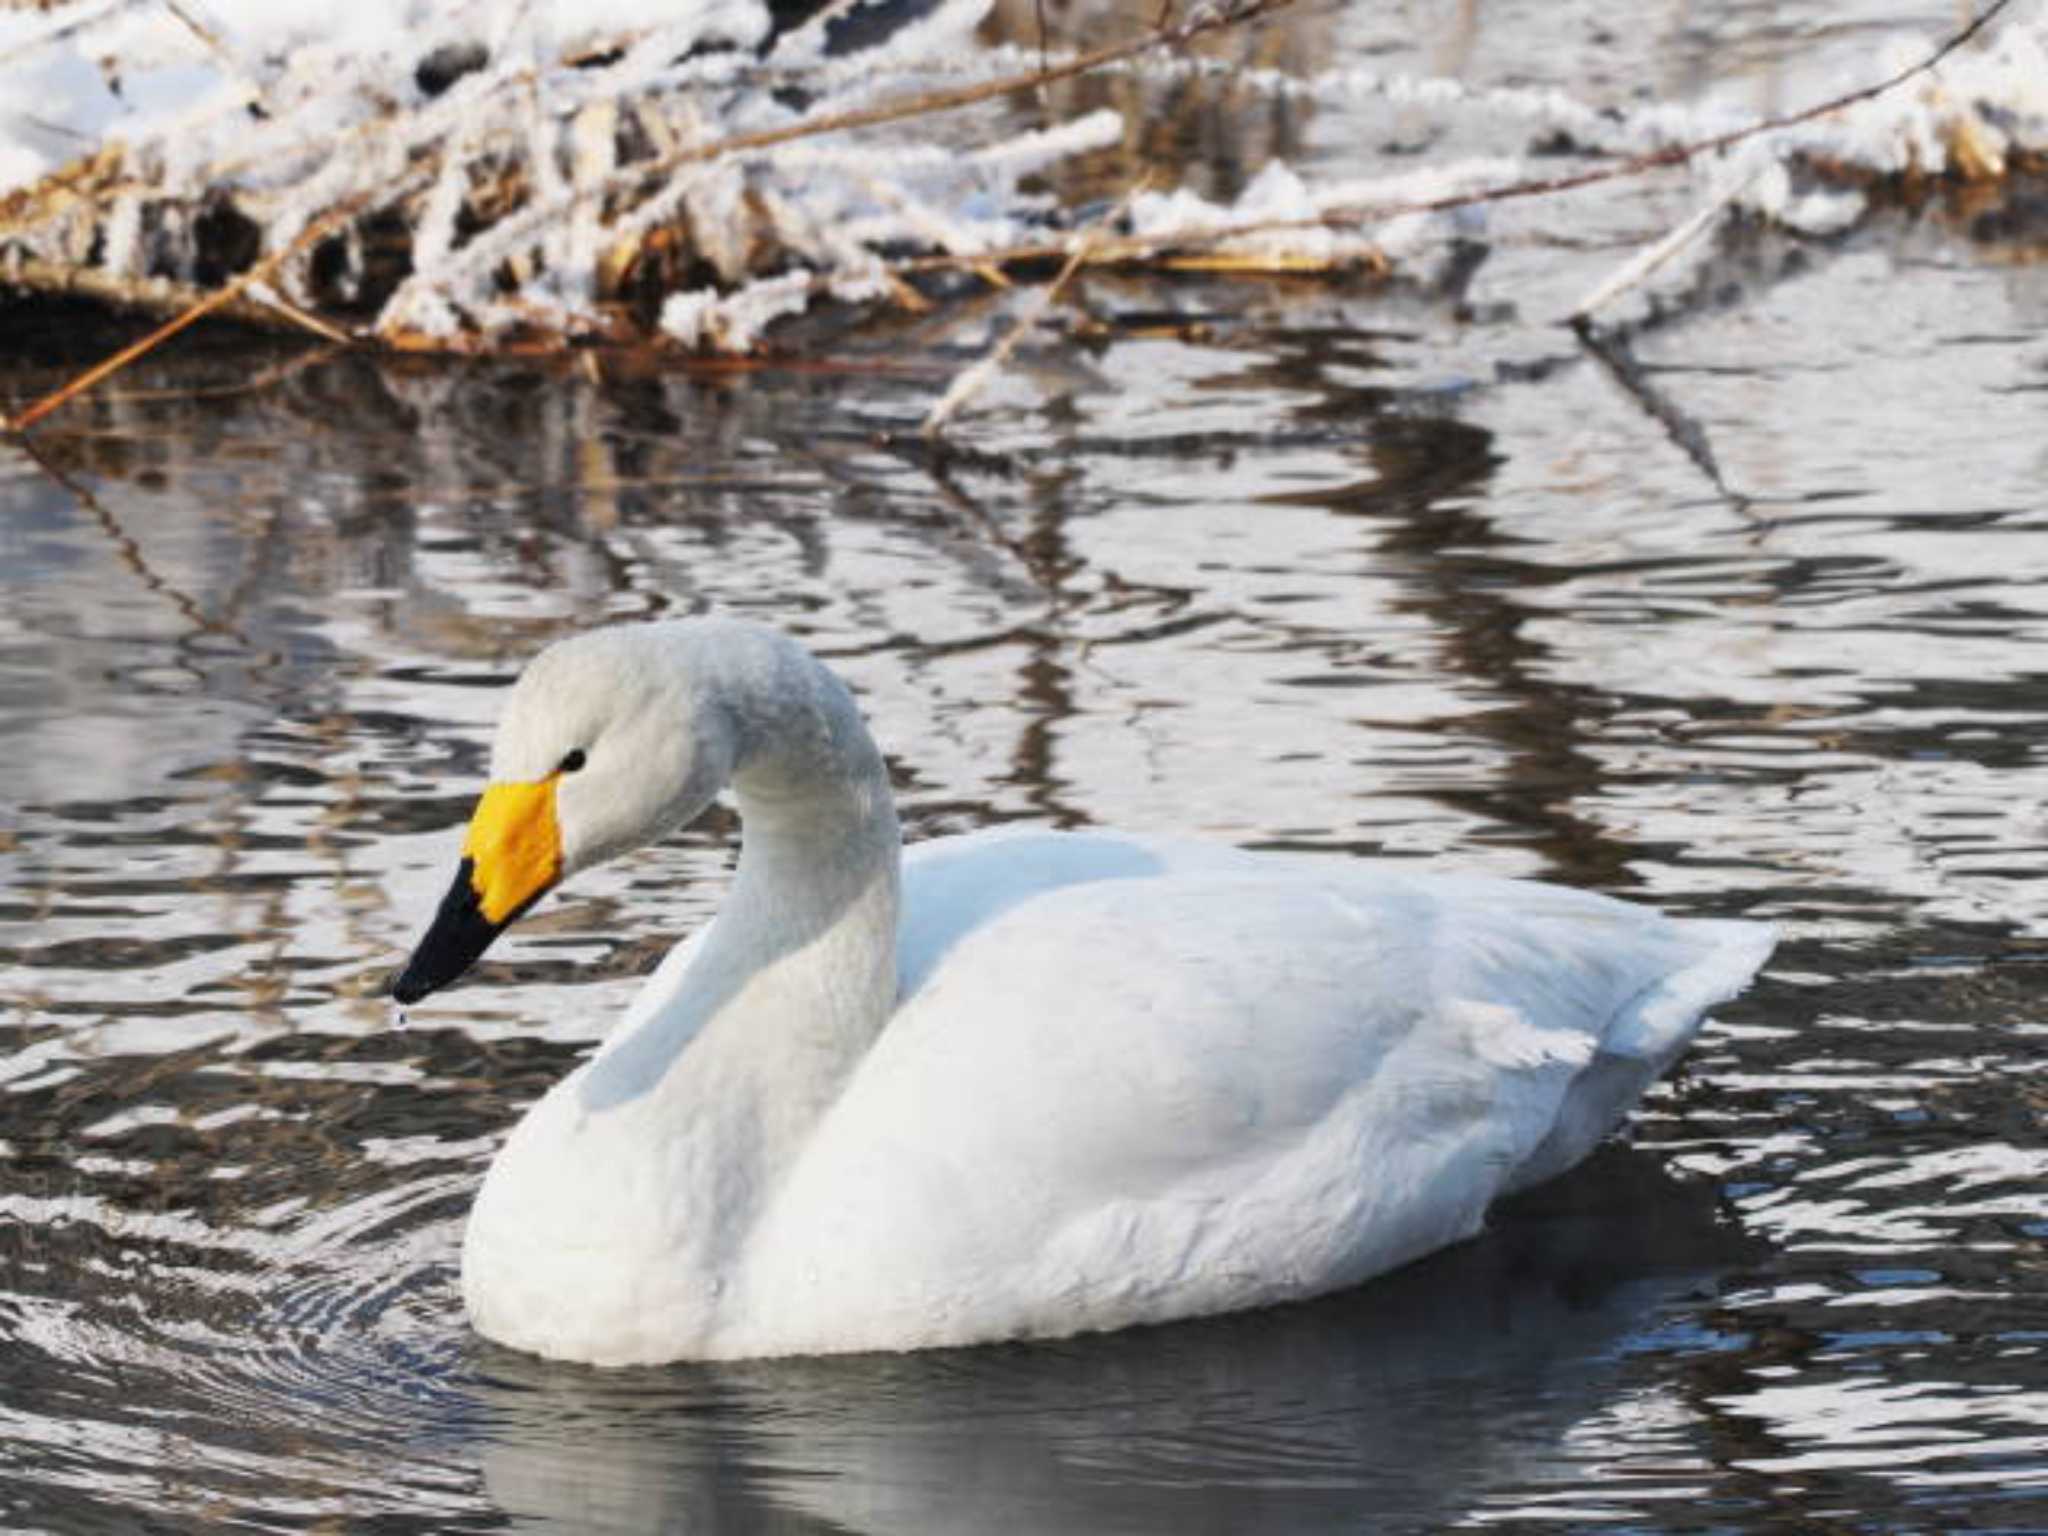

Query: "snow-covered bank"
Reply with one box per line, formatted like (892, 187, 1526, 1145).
(1, 0, 1134, 347)
(2, 0, 2046, 355)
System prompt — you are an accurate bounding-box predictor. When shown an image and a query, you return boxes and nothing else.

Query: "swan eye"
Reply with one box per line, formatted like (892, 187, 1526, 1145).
(558, 749, 588, 774)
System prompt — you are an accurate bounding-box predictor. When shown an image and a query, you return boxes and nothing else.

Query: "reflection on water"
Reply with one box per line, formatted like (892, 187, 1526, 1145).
(471, 1154, 1748, 1534)
(6, 0, 2048, 1527)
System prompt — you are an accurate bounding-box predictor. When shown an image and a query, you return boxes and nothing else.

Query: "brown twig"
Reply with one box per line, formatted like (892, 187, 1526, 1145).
(0, 254, 362, 346)
(245, 283, 359, 344)
(891, 229, 1378, 277)
(3, 302, 227, 434)
(689, 0, 1298, 167)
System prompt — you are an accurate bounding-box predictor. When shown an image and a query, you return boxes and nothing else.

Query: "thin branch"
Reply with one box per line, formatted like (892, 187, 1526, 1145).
(4, 299, 235, 434)
(713, 0, 1296, 162)
(244, 282, 359, 345)
(433, 0, 1299, 258)
(891, 228, 1381, 277)
(892, 0, 2021, 275)
(1322, 0, 2019, 226)
(1568, 158, 1765, 323)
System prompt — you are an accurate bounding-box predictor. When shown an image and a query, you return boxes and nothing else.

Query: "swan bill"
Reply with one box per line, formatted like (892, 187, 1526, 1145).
(392, 778, 564, 1004)
(392, 857, 513, 1003)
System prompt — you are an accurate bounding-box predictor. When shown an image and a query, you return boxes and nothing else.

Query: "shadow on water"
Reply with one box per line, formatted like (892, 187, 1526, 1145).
(465, 1148, 1752, 1536)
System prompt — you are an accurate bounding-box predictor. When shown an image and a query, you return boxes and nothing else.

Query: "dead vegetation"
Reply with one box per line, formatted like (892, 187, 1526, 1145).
(0, 0, 2041, 433)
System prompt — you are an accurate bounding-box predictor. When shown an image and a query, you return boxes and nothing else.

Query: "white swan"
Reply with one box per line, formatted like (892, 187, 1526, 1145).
(394, 618, 1773, 1365)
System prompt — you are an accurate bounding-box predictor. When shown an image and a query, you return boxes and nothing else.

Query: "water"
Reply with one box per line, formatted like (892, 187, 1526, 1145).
(5, 2, 2048, 1529)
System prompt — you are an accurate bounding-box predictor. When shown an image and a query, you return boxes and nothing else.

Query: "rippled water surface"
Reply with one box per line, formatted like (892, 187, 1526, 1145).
(6, 2, 2048, 1530)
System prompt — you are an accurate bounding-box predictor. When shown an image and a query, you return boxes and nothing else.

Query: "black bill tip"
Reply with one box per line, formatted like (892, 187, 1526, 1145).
(393, 857, 508, 1005)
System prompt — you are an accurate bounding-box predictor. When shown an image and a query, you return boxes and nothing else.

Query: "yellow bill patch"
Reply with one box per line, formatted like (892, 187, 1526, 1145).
(462, 776, 563, 925)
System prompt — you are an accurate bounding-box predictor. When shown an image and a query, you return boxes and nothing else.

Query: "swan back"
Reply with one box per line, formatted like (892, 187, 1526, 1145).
(725, 847, 1770, 1357)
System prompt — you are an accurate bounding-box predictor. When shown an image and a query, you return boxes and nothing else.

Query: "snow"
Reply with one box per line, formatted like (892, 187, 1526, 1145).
(2, 0, 2046, 352)
(659, 269, 817, 352)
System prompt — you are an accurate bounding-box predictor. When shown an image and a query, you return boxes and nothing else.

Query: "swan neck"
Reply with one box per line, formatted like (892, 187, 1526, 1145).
(607, 626, 904, 1096)
(717, 637, 901, 946)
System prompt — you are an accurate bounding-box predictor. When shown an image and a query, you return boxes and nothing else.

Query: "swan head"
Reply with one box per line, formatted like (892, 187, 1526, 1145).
(393, 626, 735, 1004)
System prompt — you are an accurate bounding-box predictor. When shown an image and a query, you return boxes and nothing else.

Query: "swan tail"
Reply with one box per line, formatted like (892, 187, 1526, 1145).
(1505, 915, 1775, 1195)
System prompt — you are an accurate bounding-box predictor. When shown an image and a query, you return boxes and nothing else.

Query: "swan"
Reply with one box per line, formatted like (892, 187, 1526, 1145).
(393, 618, 1774, 1365)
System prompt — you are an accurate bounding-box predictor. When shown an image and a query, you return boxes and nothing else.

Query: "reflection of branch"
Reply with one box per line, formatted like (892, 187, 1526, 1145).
(899, 437, 1067, 602)
(80, 342, 346, 408)
(1571, 322, 1745, 515)
(12, 435, 250, 648)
